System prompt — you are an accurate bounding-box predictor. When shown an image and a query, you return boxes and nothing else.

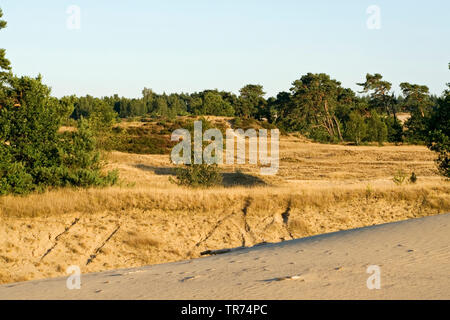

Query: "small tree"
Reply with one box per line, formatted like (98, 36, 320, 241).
(385, 116, 403, 143)
(87, 99, 119, 150)
(357, 73, 396, 116)
(425, 64, 450, 178)
(345, 111, 367, 145)
(173, 163, 222, 188)
(0, 75, 118, 194)
(401, 82, 434, 143)
(171, 118, 222, 188)
(427, 109, 449, 178)
(237, 84, 266, 119)
(367, 110, 388, 145)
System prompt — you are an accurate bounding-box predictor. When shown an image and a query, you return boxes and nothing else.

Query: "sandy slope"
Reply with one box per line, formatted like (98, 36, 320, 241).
(0, 213, 449, 300)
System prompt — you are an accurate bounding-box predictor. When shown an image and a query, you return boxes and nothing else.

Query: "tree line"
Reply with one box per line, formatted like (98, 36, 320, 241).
(64, 68, 448, 178)
(66, 72, 443, 146)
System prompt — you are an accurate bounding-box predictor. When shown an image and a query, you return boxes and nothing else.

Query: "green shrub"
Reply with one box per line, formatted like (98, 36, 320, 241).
(393, 170, 407, 185)
(170, 117, 222, 188)
(0, 162, 34, 195)
(385, 116, 403, 143)
(428, 130, 449, 178)
(309, 127, 336, 143)
(0, 75, 118, 195)
(172, 163, 222, 188)
(409, 172, 418, 184)
(426, 89, 449, 178)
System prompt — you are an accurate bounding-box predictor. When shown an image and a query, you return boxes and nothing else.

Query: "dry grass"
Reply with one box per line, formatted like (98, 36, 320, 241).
(0, 119, 449, 284)
(124, 232, 161, 249)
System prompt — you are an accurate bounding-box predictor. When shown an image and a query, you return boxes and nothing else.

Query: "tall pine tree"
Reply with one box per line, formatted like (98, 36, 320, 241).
(0, 8, 11, 79)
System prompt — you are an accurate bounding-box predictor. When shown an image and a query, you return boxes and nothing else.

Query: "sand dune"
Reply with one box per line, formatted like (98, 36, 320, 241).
(1, 213, 448, 300)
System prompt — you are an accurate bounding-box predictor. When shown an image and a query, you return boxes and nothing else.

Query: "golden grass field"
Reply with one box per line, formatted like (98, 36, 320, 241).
(0, 119, 449, 284)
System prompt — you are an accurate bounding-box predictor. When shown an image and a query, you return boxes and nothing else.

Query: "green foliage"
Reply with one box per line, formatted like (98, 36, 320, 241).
(236, 84, 266, 119)
(60, 118, 100, 169)
(309, 127, 337, 143)
(425, 66, 450, 178)
(366, 110, 388, 145)
(393, 170, 407, 185)
(357, 73, 395, 116)
(428, 130, 449, 178)
(188, 90, 235, 117)
(0, 8, 11, 79)
(0, 72, 118, 194)
(86, 99, 119, 150)
(401, 82, 434, 143)
(0, 162, 34, 195)
(203, 91, 234, 116)
(344, 111, 367, 145)
(385, 116, 403, 143)
(281, 73, 347, 142)
(171, 117, 222, 188)
(88, 100, 118, 133)
(172, 163, 222, 188)
(53, 69, 450, 153)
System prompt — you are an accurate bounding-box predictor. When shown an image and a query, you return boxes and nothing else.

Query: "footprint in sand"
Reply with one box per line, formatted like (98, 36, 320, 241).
(108, 273, 123, 277)
(180, 275, 200, 282)
(262, 275, 305, 282)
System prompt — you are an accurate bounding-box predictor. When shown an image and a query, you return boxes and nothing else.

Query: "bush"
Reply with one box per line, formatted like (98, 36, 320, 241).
(0, 162, 34, 195)
(308, 127, 335, 143)
(426, 90, 449, 178)
(393, 170, 407, 185)
(409, 172, 417, 184)
(172, 163, 222, 188)
(428, 130, 449, 178)
(0, 75, 118, 195)
(170, 117, 223, 188)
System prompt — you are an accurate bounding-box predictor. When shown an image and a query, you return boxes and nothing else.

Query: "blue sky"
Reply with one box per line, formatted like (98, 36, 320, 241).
(1, 0, 449, 98)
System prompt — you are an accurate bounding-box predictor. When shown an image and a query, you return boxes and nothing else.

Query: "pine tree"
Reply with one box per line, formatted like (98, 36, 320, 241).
(426, 64, 450, 178)
(0, 8, 11, 79)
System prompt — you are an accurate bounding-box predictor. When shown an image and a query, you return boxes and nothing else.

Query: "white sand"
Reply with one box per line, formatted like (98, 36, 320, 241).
(1, 213, 449, 300)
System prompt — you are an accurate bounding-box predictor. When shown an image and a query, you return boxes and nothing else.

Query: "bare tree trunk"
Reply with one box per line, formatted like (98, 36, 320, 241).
(333, 116, 343, 141)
